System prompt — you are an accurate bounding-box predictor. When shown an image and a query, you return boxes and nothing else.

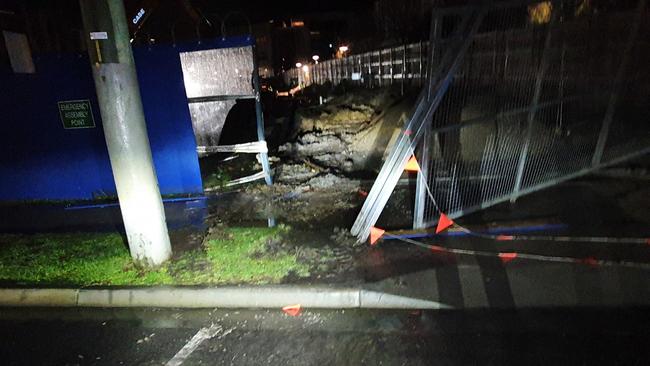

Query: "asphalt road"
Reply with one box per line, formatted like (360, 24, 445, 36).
(0, 307, 648, 365)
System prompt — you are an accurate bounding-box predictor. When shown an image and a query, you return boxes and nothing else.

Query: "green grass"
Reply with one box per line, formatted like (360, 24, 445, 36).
(0, 227, 309, 287)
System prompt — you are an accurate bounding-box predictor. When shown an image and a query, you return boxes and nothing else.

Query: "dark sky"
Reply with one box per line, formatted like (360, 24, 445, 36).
(194, 0, 375, 22)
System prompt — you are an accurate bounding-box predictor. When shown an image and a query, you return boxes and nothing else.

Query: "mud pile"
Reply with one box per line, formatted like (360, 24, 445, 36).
(277, 88, 407, 176)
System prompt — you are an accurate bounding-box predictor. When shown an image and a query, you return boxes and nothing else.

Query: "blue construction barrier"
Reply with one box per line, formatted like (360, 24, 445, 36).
(0, 36, 254, 202)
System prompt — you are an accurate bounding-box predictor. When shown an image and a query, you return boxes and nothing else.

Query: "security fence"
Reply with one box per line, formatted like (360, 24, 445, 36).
(283, 41, 431, 92)
(351, 0, 650, 242)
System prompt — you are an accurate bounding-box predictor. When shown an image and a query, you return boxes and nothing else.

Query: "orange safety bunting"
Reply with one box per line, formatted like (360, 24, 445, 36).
(435, 213, 454, 234)
(404, 156, 420, 172)
(498, 252, 518, 263)
(282, 304, 302, 316)
(370, 227, 386, 246)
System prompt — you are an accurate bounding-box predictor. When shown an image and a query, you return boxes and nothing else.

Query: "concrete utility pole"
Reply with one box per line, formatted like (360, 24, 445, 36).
(79, 0, 172, 267)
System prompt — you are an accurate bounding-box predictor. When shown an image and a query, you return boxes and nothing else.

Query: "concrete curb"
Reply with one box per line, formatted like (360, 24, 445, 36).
(0, 287, 452, 310)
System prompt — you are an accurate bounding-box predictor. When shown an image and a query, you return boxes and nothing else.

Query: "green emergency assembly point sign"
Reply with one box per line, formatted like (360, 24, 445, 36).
(58, 100, 95, 129)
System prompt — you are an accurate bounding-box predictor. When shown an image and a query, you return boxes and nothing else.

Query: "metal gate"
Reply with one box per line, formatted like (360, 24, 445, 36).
(352, 0, 650, 242)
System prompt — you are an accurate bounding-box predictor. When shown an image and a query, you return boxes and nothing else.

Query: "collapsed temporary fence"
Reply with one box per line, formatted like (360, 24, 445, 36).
(352, 0, 650, 242)
(179, 43, 273, 187)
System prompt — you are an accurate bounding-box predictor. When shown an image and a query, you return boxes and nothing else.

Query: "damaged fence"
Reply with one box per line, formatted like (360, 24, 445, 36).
(352, 0, 650, 242)
(179, 42, 273, 187)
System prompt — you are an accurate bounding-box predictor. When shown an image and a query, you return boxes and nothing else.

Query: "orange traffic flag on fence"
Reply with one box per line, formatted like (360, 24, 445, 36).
(370, 227, 386, 246)
(282, 304, 302, 316)
(435, 213, 454, 233)
(404, 156, 420, 172)
(498, 252, 518, 264)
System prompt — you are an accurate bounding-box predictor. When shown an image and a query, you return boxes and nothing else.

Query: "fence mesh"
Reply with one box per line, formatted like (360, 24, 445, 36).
(417, 1, 650, 228)
(349, 0, 649, 242)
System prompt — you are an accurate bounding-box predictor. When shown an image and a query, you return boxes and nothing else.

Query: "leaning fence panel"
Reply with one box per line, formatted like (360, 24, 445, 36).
(352, 0, 650, 243)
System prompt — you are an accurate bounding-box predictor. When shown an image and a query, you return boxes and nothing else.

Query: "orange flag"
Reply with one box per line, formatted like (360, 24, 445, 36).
(498, 252, 518, 264)
(370, 227, 386, 246)
(404, 156, 420, 172)
(282, 304, 302, 316)
(435, 213, 454, 234)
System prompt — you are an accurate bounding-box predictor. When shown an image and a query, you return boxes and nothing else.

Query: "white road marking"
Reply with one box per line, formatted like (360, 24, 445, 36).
(165, 323, 230, 366)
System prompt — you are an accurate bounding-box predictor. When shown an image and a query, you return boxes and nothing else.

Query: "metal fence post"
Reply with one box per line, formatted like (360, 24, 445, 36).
(511, 12, 557, 202)
(358, 55, 362, 86)
(327, 60, 331, 84)
(389, 47, 394, 86)
(413, 124, 431, 228)
(378, 50, 382, 87)
(348, 56, 353, 80)
(251, 47, 274, 187)
(348, 56, 352, 80)
(368, 53, 373, 88)
(591, 0, 646, 166)
(401, 45, 407, 95)
(419, 41, 424, 86)
(413, 13, 441, 228)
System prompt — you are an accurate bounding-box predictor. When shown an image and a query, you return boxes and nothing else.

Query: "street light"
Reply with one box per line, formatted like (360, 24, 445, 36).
(302, 65, 309, 73)
(295, 62, 302, 68)
(338, 45, 349, 53)
(312, 55, 320, 64)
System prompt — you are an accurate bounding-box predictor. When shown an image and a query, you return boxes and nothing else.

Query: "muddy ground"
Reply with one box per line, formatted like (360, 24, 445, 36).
(202, 173, 650, 286)
(197, 86, 420, 283)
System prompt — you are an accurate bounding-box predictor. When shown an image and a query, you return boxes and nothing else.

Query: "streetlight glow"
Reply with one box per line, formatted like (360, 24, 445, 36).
(302, 65, 309, 73)
(295, 62, 302, 68)
(338, 45, 349, 52)
(312, 55, 320, 61)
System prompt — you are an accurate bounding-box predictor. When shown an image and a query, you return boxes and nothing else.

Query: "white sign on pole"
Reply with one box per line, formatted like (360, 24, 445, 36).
(90, 32, 108, 40)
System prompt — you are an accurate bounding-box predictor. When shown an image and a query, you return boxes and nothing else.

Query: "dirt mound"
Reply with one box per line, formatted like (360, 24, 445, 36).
(292, 88, 396, 134)
(278, 88, 414, 174)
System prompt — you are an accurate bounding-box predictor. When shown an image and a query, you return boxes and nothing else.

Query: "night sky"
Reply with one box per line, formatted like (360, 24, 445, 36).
(194, 0, 376, 21)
